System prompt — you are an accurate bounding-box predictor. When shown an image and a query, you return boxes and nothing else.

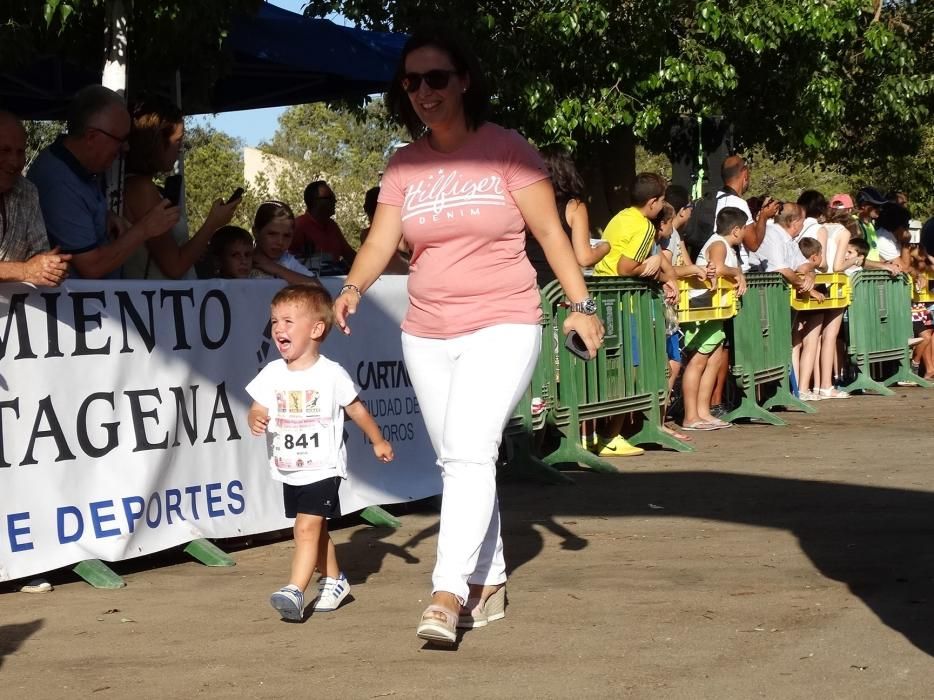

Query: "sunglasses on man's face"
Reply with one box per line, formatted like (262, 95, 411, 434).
(401, 69, 460, 93)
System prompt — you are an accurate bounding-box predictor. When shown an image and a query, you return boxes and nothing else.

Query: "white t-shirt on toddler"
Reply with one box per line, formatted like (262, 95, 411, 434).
(246, 355, 360, 485)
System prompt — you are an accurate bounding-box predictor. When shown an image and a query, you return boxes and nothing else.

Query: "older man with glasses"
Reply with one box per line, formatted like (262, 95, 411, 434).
(0, 110, 71, 285)
(27, 85, 179, 279)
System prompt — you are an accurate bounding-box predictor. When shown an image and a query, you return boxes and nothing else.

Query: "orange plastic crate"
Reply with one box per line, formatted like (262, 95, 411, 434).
(790, 273, 851, 310)
(676, 277, 737, 323)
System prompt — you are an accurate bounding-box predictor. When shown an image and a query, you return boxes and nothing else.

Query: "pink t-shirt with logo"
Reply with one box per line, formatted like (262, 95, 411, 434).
(379, 122, 548, 338)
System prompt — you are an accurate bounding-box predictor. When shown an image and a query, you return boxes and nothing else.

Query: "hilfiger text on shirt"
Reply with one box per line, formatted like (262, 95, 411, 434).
(402, 168, 505, 224)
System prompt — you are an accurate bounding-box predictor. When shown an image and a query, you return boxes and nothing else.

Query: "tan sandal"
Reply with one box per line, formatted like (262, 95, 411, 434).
(457, 586, 506, 629)
(416, 604, 458, 644)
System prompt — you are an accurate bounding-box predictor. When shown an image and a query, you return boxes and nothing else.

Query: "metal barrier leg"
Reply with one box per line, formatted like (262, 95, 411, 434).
(73, 559, 126, 589)
(882, 353, 932, 388)
(542, 435, 619, 473)
(359, 506, 402, 529)
(722, 372, 787, 425)
(761, 376, 815, 415)
(184, 538, 236, 567)
(629, 400, 693, 452)
(841, 359, 895, 396)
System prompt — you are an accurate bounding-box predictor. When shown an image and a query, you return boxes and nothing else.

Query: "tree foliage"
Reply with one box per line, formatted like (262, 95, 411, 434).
(257, 100, 407, 246)
(306, 0, 934, 218)
(1, 0, 262, 99)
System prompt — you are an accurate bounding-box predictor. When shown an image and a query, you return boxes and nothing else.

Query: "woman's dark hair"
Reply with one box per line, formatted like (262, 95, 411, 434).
(539, 145, 584, 201)
(363, 186, 380, 222)
(386, 25, 490, 139)
(797, 190, 828, 220)
(253, 200, 295, 234)
(126, 96, 184, 175)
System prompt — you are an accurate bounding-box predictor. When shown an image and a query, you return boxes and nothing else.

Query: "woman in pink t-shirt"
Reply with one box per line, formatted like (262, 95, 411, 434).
(334, 27, 604, 645)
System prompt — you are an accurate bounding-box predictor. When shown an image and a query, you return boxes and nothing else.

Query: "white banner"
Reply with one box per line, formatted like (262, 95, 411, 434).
(0, 277, 440, 581)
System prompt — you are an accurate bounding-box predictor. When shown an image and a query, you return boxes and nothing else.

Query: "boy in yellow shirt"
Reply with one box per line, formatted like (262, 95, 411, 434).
(592, 173, 667, 457)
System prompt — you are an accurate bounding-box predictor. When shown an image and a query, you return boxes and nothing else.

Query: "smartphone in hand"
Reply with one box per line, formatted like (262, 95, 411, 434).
(162, 174, 182, 206)
(565, 330, 593, 360)
(226, 187, 244, 204)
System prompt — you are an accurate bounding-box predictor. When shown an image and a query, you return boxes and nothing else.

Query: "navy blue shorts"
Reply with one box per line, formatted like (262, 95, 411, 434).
(283, 477, 341, 519)
(666, 333, 682, 363)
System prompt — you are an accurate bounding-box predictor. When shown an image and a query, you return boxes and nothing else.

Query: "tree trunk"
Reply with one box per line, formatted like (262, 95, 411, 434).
(578, 126, 636, 232)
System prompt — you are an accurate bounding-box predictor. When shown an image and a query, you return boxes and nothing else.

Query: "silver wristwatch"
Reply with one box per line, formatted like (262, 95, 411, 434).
(570, 297, 597, 315)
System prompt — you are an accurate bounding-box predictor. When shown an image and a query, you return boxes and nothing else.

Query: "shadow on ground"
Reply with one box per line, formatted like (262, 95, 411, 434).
(477, 470, 934, 657)
(0, 619, 43, 669)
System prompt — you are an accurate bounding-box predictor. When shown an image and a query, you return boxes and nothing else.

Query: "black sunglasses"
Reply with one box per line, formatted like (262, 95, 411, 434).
(401, 69, 460, 93)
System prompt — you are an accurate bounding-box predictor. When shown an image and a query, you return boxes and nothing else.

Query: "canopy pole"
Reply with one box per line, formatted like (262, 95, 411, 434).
(102, 0, 129, 214)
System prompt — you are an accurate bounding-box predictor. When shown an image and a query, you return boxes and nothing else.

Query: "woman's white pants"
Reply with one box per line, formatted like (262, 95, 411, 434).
(402, 323, 540, 603)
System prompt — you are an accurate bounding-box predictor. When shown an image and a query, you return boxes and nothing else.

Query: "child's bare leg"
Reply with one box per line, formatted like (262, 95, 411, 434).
(818, 310, 844, 389)
(667, 359, 681, 395)
(289, 514, 324, 592)
(316, 525, 340, 579)
(681, 350, 710, 426)
(598, 413, 626, 441)
(697, 345, 725, 422)
(798, 314, 823, 393)
(791, 326, 802, 390)
(920, 330, 934, 376)
(710, 351, 729, 407)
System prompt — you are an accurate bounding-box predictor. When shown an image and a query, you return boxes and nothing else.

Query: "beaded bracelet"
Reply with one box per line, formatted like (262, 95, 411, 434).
(339, 284, 362, 298)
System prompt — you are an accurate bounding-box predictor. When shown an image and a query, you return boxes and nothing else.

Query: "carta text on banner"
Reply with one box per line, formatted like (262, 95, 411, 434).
(0, 277, 440, 582)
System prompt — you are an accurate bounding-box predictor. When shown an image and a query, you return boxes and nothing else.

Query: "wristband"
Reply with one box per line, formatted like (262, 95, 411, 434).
(339, 284, 362, 299)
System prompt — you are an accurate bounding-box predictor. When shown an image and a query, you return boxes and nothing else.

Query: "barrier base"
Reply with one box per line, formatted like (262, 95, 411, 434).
(629, 421, 694, 453)
(184, 538, 236, 567)
(73, 559, 126, 589)
(359, 506, 402, 529)
(723, 397, 786, 426)
(883, 367, 932, 390)
(762, 388, 814, 415)
(543, 439, 618, 474)
(841, 371, 895, 396)
(506, 454, 575, 484)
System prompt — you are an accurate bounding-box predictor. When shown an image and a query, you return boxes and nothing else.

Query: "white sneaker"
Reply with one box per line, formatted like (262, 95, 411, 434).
(270, 585, 304, 621)
(313, 573, 351, 612)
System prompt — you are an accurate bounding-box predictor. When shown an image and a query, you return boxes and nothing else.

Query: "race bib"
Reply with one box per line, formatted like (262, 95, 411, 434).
(271, 416, 336, 471)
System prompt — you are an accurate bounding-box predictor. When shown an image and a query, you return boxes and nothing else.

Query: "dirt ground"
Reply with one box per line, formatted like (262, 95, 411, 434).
(3, 389, 934, 699)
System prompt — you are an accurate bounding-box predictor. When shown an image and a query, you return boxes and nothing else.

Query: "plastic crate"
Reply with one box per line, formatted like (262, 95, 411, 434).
(912, 275, 934, 303)
(676, 277, 737, 322)
(790, 273, 851, 311)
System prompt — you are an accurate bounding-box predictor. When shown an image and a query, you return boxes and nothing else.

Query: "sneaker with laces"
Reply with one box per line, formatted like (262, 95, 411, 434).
(313, 573, 351, 612)
(270, 585, 304, 621)
(595, 435, 644, 457)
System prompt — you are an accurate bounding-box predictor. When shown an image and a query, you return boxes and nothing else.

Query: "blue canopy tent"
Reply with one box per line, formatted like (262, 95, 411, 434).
(0, 3, 405, 119)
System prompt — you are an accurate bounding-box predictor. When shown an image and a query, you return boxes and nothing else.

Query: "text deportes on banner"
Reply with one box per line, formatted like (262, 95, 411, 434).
(0, 277, 440, 582)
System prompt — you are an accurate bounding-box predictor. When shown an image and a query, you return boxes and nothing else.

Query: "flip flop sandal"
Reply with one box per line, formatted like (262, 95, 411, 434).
(681, 421, 717, 431)
(662, 425, 692, 441)
(416, 604, 458, 644)
(707, 419, 734, 429)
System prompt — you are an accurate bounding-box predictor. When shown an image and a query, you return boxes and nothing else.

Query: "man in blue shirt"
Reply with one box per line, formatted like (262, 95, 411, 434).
(28, 85, 178, 279)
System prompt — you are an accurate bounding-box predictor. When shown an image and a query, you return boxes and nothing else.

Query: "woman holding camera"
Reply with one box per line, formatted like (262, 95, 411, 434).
(123, 97, 240, 280)
(334, 26, 604, 645)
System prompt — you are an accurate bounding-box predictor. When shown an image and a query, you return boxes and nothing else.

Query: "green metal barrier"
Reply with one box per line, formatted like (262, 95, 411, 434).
(537, 278, 690, 473)
(501, 305, 572, 483)
(725, 272, 812, 425)
(843, 270, 930, 394)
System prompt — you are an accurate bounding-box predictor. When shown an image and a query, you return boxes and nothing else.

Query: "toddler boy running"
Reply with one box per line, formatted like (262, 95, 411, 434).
(246, 284, 393, 621)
